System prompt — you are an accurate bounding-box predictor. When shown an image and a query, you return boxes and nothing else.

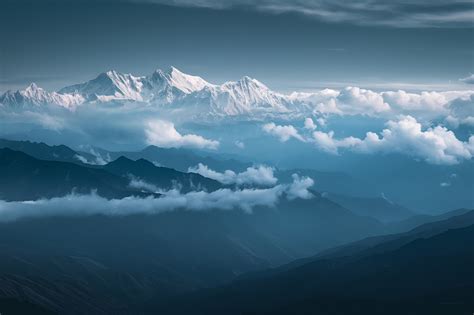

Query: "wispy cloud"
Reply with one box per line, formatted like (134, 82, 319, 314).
(0, 175, 314, 222)
(136, 0, 474, 28)
(460, 74, 474, 84)
(188, 164, 278, 186)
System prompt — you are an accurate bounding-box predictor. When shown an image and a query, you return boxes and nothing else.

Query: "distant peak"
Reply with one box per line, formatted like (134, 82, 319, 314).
(240, 76, 264, 86)
(99, 70, 120, 79)
(222, 76, 268, 90)
(26, 82, 40, 90)
(111, 156, 133, 164)
(167, 66, 190, 79)
(97, 70, 132, 81)
(161, 66, 211, 93)
(168, 66, 181, 74)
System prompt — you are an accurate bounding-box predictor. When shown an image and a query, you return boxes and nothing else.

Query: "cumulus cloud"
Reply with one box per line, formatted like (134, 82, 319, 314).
(316, 117, 326, 126)
(304, 117, 317, 130)
(145, 120, 219, 150)
(382, 90, 449, 113)
(188, 163, 278, 187)
(286, 174, 314, 200)
(311, 115, 474, 165)
(337, 87, 390, 114)
(445, 94, 474, 127)
(312, 130, 363, 155)
(263, 122, 305, 142)
(0, 174, 314, 222)
(307, 87, 474, 120)
(266, 115, 474, 164)
(460, 74, 474, 84)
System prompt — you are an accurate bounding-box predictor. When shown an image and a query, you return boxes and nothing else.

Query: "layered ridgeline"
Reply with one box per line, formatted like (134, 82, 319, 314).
(0, 205, 471, 314)
(0, 67, 316, 117)
(0, 138, 416, 224)
(154, 211, 474, 315)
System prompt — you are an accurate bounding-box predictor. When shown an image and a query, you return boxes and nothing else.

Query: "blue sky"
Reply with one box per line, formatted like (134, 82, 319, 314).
(1, 0, 473, 93)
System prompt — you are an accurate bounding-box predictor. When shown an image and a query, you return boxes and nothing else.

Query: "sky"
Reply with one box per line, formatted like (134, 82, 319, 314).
(0, 0, 473, 93)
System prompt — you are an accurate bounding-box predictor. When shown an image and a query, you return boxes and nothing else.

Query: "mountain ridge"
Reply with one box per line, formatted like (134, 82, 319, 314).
(0, 67, 318, 117)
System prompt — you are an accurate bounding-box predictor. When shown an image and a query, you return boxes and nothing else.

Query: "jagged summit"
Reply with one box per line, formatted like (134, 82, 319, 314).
(59, 70, 144, 102)
(148, 66, 212, 95)
(0, 66, 316, 117)
(0, 82, 84, 109)
(166, 66, 211, 93)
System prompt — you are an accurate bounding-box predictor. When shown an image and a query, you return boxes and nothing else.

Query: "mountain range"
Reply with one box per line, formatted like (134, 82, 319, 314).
(154, 211, 474, 315)
(0, 137, 472, 314)
(0, 67, 317, 117)
(0, 207, 471, 314)
(0, 138, 415, 223)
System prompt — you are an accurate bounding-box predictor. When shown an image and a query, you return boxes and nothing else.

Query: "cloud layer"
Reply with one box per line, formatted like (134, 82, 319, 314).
(0, 174, 314, 222)
(265, 116, 474, 165)
(305, 87, 473, 121)
(188, 164, 278, 186)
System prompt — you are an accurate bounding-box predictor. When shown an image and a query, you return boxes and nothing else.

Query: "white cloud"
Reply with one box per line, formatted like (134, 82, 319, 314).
(445, 115, 474, 128)
(304, 117, 317, 130)
(382, 90, 449, 113)
(0, 175, 314, 222)
(316, 117, 326, 126)
(262, 122, 305, 142)
(312, 130, 363, 155)
(128, 177, 159, 193)
(145, 120, 219, 150)
(337, 86, 391, 115)
(74, 147, 111, 165)
(460, 74, 474, 84)
(307, 87, 474, 120)
(286, 174, 314, 200)
(188, 163, 278, 187)
(311, 115, 474, 165)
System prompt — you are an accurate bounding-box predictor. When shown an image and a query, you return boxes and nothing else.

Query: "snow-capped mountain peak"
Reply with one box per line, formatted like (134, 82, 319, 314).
(59, 70, 144, 102)
(148, 66, 212, 95)
(167, 66, 211, 93)
(0, 83, 84, 109)
(25, 82, 40, 91)
(0, 66, 313, 117)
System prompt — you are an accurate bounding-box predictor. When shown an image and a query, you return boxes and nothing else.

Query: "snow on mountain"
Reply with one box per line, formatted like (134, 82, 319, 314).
(183, 76, 291, 116)
(142, 66, 214, 104)
(0, 67, 312, 117)
(0, 83, 84, 109)
(166, 66, 211, 93)
(59, 70, 145, 102)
